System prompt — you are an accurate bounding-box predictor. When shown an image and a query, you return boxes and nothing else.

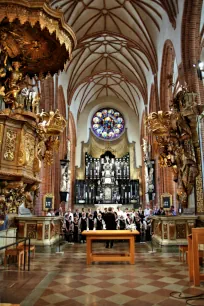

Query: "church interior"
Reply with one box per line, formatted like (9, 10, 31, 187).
(0, 0, 204, 305)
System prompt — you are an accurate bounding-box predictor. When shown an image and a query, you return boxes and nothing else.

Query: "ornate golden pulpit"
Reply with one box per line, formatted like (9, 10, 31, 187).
(0, 0, 76, 215)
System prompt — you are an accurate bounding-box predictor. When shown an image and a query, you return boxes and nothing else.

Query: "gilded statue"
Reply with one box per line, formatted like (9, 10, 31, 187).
(4, 61, 23, 109)
(0, 86, 5, 96)
(32, 93, 40, 114)
(0, 86, 5, 110)
(146, 88, 204, 207)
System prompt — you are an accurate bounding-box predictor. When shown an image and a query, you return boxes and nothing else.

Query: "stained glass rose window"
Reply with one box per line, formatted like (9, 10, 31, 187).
(91, 108, 125, 140)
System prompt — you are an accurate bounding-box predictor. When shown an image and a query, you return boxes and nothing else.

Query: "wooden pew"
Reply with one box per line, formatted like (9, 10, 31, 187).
(0, 304, 20, 306)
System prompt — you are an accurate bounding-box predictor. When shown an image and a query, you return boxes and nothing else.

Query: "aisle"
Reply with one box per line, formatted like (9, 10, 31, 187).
(0, 243, 204, 306)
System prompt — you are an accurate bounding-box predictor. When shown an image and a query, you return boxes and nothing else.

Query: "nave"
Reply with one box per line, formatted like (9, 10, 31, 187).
(1, 243, 204, 306)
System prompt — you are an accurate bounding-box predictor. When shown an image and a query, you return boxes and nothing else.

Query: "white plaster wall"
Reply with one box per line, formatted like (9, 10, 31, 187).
(57, 70, 68, 120)
(156, 0, 185, 101)
(58, 71, 68, 103)
(76, 96, 142, 168)
(200, 0, 204, 32)
(57, 70, 79, 130)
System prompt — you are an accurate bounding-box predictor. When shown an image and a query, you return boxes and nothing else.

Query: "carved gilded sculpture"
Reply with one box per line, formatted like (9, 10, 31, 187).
(0, 0, 76, 216)
(146, 88, 204, 207)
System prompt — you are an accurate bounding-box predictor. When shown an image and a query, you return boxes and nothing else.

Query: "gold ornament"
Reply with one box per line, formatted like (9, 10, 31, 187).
(146, 88, 204, 208)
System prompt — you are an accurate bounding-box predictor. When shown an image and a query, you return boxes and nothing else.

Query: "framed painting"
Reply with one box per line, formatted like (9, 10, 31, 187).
(43, 193, 54, 211)
(161, 193, 172, 210)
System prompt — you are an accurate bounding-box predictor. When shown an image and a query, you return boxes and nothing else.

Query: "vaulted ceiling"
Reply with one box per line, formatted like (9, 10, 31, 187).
(50, 0, 178, 114)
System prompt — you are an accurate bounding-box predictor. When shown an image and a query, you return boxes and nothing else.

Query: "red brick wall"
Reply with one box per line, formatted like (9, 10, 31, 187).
(35, 80, 68, 215)
(181, 0, 204, 211)
(159, 39, 177, 207)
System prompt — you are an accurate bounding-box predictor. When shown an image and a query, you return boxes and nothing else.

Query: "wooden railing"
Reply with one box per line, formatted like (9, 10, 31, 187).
(188, 228, 204, 286)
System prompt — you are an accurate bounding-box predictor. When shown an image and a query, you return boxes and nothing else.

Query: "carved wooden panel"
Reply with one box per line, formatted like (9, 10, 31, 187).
(44, 224, 49, 239)
(37, 223, 43, 240)
(51, 222, 55, 238)
(195, 148, 204, 214)
(54, 223, 60, 235)
(176, 224, 186, 239)
(163, 223, 168, 239)
(154, 221, 160, 236)
(27, 224, 37, 239)
(158, 222, 162, 236)
(25, 134, 35, 167)
(18, 222, 25, 238)
(169, 222, 176, 240)
(0, 124, 3, 145)
(4, 129, 17, 161)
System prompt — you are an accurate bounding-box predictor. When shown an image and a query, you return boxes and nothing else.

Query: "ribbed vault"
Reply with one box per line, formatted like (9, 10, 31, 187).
(50, 0, 178, 114)
(72, 71, 141, 114)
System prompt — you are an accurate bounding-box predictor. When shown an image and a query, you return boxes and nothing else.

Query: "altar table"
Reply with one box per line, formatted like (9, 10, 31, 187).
(82, 230, 139, 264)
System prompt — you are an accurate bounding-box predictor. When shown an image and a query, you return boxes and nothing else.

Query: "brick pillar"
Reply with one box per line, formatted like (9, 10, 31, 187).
(34, 77, 55, 215)
(182, 0, 204, 212)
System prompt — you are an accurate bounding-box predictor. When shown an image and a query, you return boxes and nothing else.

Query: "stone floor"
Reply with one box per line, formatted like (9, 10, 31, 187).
(0, 242, 204, 306)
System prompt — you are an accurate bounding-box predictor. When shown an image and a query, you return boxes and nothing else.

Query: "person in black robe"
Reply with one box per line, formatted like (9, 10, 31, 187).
(78, 212, 87, 243)
(73, 217, 79, 243)
(104, 207, 116, 248)
(87, 213, 94, 230)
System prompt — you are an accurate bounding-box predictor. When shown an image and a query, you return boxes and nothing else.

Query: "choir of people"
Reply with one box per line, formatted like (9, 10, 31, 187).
(62, 204, 172, 244)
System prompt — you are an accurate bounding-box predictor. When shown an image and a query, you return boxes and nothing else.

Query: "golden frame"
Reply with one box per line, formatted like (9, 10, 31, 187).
(161, 193, 172, 210)
(43, 193, 54, 211)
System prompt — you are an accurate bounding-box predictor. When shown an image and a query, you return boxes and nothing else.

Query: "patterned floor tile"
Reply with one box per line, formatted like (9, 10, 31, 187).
(34, 298, 51, 306)
(73, 294, 101, 304)
(106, 293, 134, 305)
(122, 281, 142, 288)
(92, 289, 116, 298)
(106, 284, 131, 294)
(1, 242, 204, 306)
(60, 289, 85, 298)
(157, 277, 182, 284)
(148, 280, 170, 288)
(123, 300, 154, 306)
(89, 300, 118, 306)
(93, 281, 114, 288)
(163, 284, 188, 292)
(158, 297, 186, 305)
(122, 289, 147, 298)
(107, 278, 127, 285)
(76, 285, 102, 294)
(130, 277, 153, 285)
(154, 271, 175, 277)
(137, 292, 168, 304)
(81, 278, 102, 285)
(41, 293, 69, 304)
(55, 299, 83, 306)
(153, 288, 175, 297)
(135, 284, 160, 293)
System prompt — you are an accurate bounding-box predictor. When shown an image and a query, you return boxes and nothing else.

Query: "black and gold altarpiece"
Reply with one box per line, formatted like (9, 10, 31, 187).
(75, 151, 140, 207)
